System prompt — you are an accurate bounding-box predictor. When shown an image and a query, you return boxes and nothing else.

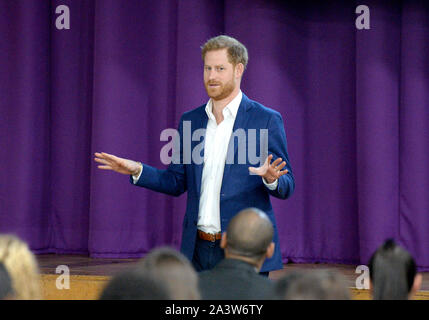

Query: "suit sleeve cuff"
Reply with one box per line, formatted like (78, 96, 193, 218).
(131, 163, 143, 184)
(262, 177, 278, 190)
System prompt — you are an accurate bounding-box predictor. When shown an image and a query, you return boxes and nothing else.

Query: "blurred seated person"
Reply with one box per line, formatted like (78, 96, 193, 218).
(276, 269, 351, 300)
(137, 246, 200, 300)
(368, 239, 422, 300)
(99, 268, 170, 300)
(0, 262, 14, 299)
(0, 234, 42, 299)
(198, 208, 275, 299)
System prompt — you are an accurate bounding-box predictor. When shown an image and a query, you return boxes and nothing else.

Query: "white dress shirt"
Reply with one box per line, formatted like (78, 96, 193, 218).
(133, 90, 277, 234)
(197, 91, 242, 234)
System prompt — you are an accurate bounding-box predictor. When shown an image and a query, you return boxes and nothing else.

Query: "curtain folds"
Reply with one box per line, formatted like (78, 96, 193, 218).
(1, 0, 428, 269)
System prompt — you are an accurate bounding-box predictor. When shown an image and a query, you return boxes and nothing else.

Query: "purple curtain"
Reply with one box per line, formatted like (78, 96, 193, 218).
(1, 0, 428, 269)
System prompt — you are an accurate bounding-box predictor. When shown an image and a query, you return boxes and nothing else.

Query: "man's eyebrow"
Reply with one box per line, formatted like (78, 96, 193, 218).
(204, 64, 225, 67)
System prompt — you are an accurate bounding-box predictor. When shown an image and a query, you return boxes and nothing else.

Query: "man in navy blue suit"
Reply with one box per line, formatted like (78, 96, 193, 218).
(94, 35, 295, 274)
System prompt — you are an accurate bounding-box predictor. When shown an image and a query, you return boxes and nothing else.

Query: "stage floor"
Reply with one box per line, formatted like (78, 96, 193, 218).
(36, 254, 429, 300)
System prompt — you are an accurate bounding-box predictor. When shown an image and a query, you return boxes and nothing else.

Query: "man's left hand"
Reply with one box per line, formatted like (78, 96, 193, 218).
(248, 154, 288, 184)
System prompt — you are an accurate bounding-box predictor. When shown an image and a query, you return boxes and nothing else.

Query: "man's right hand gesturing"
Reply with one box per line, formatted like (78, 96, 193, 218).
(94, 152, 142, 176)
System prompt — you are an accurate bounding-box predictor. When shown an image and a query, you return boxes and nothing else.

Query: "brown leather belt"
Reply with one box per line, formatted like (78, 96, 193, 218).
(197, 230, 222, 242)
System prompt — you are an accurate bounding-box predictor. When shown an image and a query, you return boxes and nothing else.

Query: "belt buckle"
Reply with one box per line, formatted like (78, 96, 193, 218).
(209, 233, 216, 242)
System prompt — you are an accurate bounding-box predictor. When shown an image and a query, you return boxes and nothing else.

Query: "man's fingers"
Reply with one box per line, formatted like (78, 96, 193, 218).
(95, 152, 112, 158)
(94, 157, 111, 165)
(262, 155, 272, 167)
(276, 161, 286, 171)
(97, 165, 113, 170)
(248, 167, 258, 174)
(271, 157, 282, 167)
(249, 166, 264, 175)
(277, 169, 289, 177)
(101, 152, 121, 162)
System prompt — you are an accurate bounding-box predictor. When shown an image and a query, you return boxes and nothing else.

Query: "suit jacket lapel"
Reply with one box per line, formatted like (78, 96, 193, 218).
(194, 106, 208, 196)
(221, 94, 252, 188)
(194, 94, 253, 196)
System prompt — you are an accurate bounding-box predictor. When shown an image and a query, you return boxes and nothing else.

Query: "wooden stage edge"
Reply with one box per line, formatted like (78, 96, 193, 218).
(36, 254, 429, 300)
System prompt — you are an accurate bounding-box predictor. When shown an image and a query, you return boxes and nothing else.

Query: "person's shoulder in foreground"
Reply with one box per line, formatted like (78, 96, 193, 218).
(199, 258, 274, 300)
(198, 208, 276, 300)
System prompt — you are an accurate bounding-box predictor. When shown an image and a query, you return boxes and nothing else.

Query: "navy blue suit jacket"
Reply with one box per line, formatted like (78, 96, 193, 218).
(132, 93, 295, 272)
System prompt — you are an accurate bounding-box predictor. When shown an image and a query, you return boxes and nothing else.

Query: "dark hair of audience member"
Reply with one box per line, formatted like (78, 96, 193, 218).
(137, 246, 200, 300)
(99, 269, 170, 300)
(368, 239, 420, 300)
(226, 208, 274, 262)
(0, 262, 14, 299)
(281, 269, 351, 300)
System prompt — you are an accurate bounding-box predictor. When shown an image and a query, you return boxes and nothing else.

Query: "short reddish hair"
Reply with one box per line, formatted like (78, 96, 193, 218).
(201, 35, 249, 70)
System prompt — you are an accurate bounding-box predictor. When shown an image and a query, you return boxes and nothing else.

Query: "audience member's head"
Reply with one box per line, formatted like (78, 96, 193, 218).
(279, 269, 351, 300)
(273, 271, 305, 300)
(221, 208, 274, 271)
(0, 234, 42, 299)
(368, 239, 421, 300)
(137, 247, 200, 300)
(0, 262, 14, 299)
(99, 268, 170, 300)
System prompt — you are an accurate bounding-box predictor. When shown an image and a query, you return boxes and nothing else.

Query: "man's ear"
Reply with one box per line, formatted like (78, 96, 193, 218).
(220, 232, 227, 249)
(409, 273, 422, 299)
(266, 242, 275, 259)
(235, 63, 244, 79)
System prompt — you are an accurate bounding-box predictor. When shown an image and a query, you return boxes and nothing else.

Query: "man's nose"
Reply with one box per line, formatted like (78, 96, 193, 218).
(207, 70, 217, 80)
